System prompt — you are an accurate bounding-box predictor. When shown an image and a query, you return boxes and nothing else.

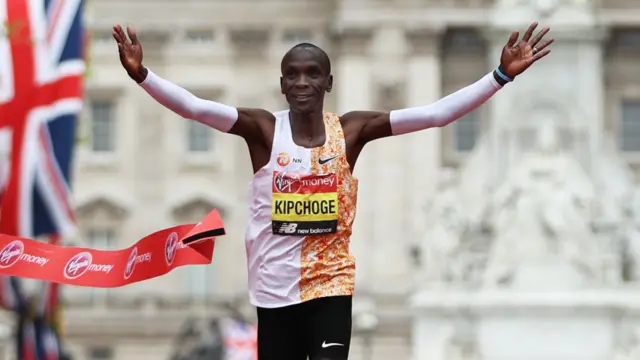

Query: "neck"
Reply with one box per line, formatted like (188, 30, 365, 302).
(289, 108, 324, 138)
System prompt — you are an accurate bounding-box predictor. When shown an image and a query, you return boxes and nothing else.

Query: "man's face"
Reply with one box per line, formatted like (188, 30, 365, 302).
(280, 50, 332, 114)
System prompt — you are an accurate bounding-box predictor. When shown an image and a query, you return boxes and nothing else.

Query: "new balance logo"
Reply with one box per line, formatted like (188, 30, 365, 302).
(278, 223, 298, 234)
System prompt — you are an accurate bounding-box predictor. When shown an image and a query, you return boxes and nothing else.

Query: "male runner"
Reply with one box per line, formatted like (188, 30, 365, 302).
(112, 22, 552, 360)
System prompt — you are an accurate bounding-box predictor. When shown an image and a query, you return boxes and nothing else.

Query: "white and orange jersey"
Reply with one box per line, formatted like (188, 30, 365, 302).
(245, 110, 358, 308)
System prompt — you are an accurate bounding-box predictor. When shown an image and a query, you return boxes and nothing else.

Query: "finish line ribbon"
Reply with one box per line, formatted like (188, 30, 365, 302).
(0, 209, 225, 287)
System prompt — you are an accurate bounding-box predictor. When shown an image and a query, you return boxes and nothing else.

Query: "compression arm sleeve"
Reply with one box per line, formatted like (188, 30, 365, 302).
(389, 72, 502, 135)
(139, 68, 239, 132)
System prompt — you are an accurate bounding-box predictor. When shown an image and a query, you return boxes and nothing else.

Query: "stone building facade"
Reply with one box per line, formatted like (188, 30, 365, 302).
(1, 0, 639, 359)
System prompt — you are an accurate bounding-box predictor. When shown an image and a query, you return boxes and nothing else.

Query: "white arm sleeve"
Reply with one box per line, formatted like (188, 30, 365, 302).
(139, 68, 239, 133)
(389, 72, 502, 135)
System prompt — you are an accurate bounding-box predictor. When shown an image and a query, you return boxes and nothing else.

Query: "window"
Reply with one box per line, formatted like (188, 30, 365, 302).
(282, 29, 313, 44)
(90, 100, 115, 152)
(88, 346, 113, 360)
(454, 111, 479, 152)
(185, 30, 214, 43)
(620, 100, 640, 152)
(88, 228, 115, 250)
(184, 264, 216, 299)
(187, 121, 213, 152)
(442, 28, 484, 53)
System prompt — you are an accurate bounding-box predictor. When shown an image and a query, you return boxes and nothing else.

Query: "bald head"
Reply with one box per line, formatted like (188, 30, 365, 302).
(279, 42, 333, 114)
(281, 42, 331, 76)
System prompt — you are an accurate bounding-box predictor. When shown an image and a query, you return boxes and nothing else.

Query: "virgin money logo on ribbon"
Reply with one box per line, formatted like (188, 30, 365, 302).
(124, 247, 152, 280)
(0, 240, 48, 269)
(165, 232, 178, 266)
(64, 252, 114, 280)
(64, 252, 93, 279)
(0, 240, 24, 268)
(124, 247, 138, 279)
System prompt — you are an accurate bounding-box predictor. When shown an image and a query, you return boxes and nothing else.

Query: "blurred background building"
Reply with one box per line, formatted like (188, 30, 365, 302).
(2, 0, 640, 359)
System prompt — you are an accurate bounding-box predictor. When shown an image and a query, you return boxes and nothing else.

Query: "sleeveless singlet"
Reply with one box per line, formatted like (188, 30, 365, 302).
(245, 110, 358, 308)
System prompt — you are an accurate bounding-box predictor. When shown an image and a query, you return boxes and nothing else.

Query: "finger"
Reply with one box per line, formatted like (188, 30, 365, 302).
(116, 25, 129, 44)
(127, 25, 139, 45)
(112, 25, 122, 42)
(532, 48, 551, 62)
(529, 27, 550, 47)
(521, 21, 538, 43)
(112, 29, 124, 44)
(506, 30, 519, 48)
(534, 38, 554, 53)
(113, 24, 124, 39)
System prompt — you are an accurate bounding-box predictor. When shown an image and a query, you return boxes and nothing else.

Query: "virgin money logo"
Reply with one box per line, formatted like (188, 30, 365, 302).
(124, 247, 138, 279)
(123, 247, 152, 280)
(64, 252, 114, 280)
(0, 240, 48, 269)
(0, 240, 24, 269)
(64, 252, 92, 279)
(165, 232, 178, 266)
(273, 172, 301, 193)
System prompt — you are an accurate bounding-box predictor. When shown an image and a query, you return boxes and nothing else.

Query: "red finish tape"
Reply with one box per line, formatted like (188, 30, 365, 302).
(0, 209, 225, 287)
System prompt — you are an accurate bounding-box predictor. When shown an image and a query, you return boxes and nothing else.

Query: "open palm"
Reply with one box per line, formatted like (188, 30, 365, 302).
(112, 24, 144, 80)
(500, 22, 553, 78)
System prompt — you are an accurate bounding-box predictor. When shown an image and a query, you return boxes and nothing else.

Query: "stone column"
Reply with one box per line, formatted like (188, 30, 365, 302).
(228, 27, 271, 182)
(332, 26, 375, 292)
(133, 30, 170, 236)
(368, 26, 416, 294)
(219, 27, 272, 296)
(404, 27, 443, 258)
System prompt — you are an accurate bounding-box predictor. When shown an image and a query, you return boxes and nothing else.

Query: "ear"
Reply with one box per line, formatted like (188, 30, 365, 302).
(280, 77, 285, 94)
(326, 74, 333, 93)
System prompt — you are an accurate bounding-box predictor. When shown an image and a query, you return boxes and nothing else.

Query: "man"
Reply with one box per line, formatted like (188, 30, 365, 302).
(112, 22, 552, 360)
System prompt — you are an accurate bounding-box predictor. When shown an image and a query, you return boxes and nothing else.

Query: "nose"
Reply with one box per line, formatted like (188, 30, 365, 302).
(295, 75, 310, 88)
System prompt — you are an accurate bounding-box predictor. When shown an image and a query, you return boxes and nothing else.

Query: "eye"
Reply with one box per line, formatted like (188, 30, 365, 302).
(308, 69, 321, 79)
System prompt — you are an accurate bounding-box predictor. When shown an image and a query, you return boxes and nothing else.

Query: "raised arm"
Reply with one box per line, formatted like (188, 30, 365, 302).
(112, 24, 268, 143)
(344, 22, 553, 145)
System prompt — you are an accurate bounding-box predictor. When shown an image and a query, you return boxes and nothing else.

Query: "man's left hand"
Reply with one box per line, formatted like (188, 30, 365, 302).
(500, 22, 553, 78)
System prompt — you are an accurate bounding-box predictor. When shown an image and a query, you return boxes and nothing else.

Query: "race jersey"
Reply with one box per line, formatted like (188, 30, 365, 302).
(245, 110, 358, 308)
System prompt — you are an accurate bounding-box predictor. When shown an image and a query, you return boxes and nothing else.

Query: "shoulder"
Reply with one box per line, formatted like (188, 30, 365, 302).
(339, 110, 392, 144)
(339, 110, 387, 131)
(340, 111, 382, 123)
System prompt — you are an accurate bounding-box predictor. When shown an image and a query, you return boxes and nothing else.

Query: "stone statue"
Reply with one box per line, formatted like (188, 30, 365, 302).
(421, 168, 467, 286)
(621, 190, 640, 281)
(447, 319, 481, 360)
(614, 326, 640, 360)
(483, 119, 600, 287)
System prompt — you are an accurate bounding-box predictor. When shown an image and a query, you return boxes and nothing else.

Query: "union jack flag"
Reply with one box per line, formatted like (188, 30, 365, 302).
(0, 0, 85, 359)
(0, 0, 83, 238)
(220, 318, 258, 360)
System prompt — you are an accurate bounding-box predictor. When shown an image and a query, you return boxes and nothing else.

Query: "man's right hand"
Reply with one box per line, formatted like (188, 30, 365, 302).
(112, 24, 147, 83)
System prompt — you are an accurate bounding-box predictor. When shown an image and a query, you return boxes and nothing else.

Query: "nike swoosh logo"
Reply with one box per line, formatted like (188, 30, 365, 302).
(318, 155, 339, 165)
(321, 341, 344, 348)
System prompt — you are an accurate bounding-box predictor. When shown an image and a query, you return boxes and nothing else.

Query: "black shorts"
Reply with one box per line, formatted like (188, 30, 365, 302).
(256, 295, 352, 360)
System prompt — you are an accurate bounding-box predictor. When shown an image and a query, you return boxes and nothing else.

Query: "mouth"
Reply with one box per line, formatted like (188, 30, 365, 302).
(293, 93, 313, 102)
